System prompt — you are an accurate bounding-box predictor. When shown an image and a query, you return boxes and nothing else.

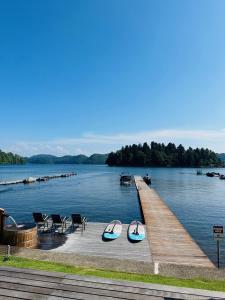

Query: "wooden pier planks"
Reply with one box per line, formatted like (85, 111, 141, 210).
(49, 223, 152, 263)
(134, 176, 214, 267)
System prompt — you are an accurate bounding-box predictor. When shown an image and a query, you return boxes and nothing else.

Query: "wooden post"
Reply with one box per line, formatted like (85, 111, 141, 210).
(217, 240, 220, 268)
(7, 245, 11, 257)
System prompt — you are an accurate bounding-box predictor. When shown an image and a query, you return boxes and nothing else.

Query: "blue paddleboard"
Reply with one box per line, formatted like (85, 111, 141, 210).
(128, 221, 145, 241)
(103, 220, 122, 240)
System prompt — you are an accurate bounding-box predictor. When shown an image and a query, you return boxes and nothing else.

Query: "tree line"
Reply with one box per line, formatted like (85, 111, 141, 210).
(106, 142, 223, 167)
(0, 149, 25, 164)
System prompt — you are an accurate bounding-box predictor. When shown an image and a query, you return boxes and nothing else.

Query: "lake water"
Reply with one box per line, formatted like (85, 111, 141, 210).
(0, 164, 225, 266)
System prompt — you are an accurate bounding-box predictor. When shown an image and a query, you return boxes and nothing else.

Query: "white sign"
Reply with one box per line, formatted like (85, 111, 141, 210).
(213, 225, 224, 240)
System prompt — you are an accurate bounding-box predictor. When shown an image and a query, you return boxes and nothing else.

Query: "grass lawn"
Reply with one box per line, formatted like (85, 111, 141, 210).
(0, 255, 225, 292)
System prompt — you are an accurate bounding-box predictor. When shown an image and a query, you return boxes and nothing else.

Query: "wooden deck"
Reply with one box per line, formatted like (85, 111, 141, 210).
(134, 176, 214, 267)
(0, 266, 224, 299)
(39, 222, 152, 263)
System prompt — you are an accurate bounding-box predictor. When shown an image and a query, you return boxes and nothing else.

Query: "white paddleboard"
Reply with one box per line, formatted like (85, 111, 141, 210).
(128, 221, 145, 241)
(103, 220, 122, 240)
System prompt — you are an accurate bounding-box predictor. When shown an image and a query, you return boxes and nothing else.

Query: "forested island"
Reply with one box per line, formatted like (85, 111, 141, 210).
(106, 142, 224, 167)
(0, 149, 25, 164)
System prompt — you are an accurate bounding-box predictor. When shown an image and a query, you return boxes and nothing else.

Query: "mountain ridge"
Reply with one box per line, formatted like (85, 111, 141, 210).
(27, 153, 108, 164)
(217, 153, 225, 163)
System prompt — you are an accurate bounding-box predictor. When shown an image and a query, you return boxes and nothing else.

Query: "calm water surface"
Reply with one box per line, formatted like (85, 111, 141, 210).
(0, 164, 225, 266)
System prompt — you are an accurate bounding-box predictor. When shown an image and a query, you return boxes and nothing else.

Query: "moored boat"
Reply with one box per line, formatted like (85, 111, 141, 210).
(120, 174, 133, 186)
(213, 172, 220, 177)
(143, 174, 151, 185)
(206, 172, 214, 177)
(206, 172, 220, 177)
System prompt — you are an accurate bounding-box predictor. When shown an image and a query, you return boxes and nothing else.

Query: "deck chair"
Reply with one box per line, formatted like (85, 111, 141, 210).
(71, 214, 87, 232)
(32, 212, 49, 231)
(51, 214, 69, 233)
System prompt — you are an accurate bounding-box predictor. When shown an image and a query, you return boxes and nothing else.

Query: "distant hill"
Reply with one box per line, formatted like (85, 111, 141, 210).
(27, 154, 108, 164)
(27, 154, 57, 164)
(218, 153, 225, 163)
(84, 154, 108, 164)
(0, 149, 25, 165)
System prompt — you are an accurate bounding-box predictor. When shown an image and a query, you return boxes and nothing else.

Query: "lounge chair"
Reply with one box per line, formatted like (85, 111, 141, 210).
(71, 214, 87, 232)
(32, 212, 49, 231)
(51, 214, 69, 233)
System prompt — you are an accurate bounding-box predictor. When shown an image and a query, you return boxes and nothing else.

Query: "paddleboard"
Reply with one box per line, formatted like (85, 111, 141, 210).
(103, 220, 122, 240)
(128, 221, 145, 241)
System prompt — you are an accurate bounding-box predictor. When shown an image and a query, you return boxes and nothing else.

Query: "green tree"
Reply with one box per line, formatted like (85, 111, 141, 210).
(106, 142, 223, 167)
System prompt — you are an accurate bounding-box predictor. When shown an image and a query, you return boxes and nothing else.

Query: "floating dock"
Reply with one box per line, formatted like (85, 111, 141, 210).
(134, 176, 214, 267)
(0, 172, 76, 186)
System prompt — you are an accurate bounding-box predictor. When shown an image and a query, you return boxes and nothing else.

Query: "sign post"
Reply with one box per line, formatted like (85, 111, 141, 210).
(213, 225, 224, 268)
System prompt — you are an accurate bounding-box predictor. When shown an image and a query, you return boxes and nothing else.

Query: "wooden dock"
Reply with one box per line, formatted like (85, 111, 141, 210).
(134, 176, 214, 267)
(39, 222, 152, 263)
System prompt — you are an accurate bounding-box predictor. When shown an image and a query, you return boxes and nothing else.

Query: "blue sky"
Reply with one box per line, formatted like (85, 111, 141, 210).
(1, 0, 225, 156)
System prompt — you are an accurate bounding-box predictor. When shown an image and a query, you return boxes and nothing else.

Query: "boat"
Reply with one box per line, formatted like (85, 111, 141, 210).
(143, 174, 151, 185)
(103, 220, 122, 240)
(213, 172, 220, 177)
(206, 172, 220, 178)
(206, 172, 214, 177)
(120, 174, 133, 186)
(220, 175, 225, 180)
(128, 220, 145, 242)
